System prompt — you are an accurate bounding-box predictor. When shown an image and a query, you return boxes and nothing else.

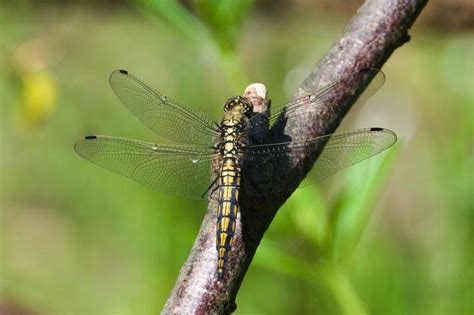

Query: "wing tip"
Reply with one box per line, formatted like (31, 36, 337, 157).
(109, 69, 129, 85)
(110, 69, 129, 80)
(369, 127, 398, 145)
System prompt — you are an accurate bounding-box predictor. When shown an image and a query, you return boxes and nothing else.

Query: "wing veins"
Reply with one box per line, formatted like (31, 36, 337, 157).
(109, 70, 217, 144)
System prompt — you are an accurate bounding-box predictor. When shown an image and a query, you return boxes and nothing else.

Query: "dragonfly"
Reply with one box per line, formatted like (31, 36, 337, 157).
(74, 69, 397, 279)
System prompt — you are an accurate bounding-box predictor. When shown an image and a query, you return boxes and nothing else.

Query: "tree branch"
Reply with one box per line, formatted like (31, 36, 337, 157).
(162, 0, 428, 314)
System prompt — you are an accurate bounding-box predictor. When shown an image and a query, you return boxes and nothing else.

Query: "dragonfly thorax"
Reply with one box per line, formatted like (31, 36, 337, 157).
(217, 125, 245, 158)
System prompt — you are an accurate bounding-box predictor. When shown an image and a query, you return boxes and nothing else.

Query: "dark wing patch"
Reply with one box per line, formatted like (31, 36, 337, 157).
(246, 68, 385, 137)
(243, 128, 397, 193)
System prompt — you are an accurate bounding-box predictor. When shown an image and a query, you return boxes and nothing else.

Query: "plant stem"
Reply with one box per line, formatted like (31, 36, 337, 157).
(320, 267, 368, 315)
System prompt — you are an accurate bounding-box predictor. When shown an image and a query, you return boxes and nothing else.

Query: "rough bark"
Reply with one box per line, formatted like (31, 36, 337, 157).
(162, 0, 428, 314)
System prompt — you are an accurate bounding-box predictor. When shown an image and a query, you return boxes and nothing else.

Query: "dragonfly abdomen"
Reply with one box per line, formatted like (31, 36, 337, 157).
(216, 157, 240, 278)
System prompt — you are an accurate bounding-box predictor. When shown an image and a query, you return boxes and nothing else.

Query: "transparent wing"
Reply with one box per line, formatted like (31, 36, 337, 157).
(299, 127, 396, 186)
(245, 68, 385, 136)
(243, 128, 397, 192)
(109, 70, 217, 145)
(74, 135, 216, 199)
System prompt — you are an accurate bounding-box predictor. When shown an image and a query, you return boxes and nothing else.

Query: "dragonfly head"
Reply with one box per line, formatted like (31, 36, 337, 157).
(223, 96, 253, 115)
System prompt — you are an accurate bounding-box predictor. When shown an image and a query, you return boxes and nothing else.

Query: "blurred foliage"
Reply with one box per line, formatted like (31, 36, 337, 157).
(0, 1, 473, 315)
(133, 0, 253, 89)
(194, 0, 254, 52)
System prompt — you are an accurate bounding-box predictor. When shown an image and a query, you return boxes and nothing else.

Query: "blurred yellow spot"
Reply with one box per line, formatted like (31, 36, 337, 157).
(20, 71, 57, 127)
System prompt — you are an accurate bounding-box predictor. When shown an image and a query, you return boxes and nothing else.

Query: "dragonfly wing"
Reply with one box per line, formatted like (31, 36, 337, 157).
(74, 136, 216, 199)
(298, 127, 396, 186)
(245, 68, 385, 137)
(271, 69, 385, 125)
(243, 128, 397, 194)
(109, 70, 217, 145)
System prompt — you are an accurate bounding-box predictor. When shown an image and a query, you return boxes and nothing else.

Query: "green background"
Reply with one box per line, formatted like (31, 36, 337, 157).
(1, 1, 472, 314)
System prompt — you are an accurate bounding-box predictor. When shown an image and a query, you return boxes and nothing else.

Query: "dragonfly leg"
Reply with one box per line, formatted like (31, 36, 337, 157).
(201, 175, 220, 198)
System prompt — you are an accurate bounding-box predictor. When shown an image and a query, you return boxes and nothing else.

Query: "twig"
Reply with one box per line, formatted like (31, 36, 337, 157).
(162, 0, 428, 314)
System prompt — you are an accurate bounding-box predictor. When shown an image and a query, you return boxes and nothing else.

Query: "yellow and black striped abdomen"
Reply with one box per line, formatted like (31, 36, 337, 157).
(216, 158, 240, 278)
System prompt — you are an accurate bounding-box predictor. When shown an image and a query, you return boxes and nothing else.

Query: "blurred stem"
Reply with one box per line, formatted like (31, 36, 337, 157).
(258, 242, 367, 315)
(134, 0, 204, 40)
(215, 47, 248, 92)
(349, 146, 400, 257)
(324, 145, 399, 266)
(134, 0, 248, 90)
(319, 267, 367, 315)
(255, 239, 321, 280)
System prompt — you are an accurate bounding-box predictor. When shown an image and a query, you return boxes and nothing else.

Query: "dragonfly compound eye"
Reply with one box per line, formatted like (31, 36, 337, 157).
(242, 99, 253, 114)
(224, 97, 238, 111)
